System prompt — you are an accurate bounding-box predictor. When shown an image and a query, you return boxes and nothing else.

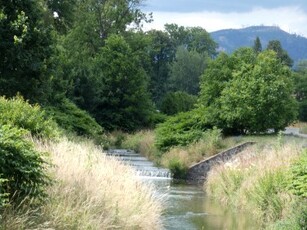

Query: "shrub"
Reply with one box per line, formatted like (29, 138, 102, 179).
(161, 149, 189, 179)
(161, 128, 223, 179)
(167, 158, 188, 179)
(160, 91, 197, 115)
(45, 99, 104, 141)
(0, 95, 59, 138)
(289, 150, 307, 198)
(0, 125, 51, 204)
(155, 109, 210, 152)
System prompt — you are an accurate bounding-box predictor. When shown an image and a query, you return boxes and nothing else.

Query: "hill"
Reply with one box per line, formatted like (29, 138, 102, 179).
(210, 26, 307, 65)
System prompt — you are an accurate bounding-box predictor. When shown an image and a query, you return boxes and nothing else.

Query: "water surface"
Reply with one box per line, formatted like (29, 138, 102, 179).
(108, 149, 259, 230)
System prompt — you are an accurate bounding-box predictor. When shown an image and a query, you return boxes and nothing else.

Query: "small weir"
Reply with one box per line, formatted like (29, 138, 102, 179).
(107, 149, 259, 230)
(107, 149, 172, 178)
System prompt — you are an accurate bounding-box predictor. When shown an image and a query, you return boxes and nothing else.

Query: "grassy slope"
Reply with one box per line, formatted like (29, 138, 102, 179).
(205, 137, 306, 228)
(2, 137, 163, 229)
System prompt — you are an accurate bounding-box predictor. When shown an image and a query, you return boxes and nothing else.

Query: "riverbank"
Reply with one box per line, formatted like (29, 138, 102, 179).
(205, 138, 307, 229)
(112, 130, 307, 229)
(1, 137, 163, 229)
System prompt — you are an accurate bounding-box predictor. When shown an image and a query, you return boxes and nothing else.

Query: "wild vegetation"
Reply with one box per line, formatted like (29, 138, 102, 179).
(205, 138, 307, 229)
(1, 0, 307, 229)
(0, 97, 163, 229)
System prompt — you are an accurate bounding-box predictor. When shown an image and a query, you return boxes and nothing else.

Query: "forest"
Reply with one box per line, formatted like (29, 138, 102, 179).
(1, 0, 307, 229)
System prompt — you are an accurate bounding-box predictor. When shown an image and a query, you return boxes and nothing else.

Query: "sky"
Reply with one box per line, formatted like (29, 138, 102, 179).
(141, 0, 307, 37)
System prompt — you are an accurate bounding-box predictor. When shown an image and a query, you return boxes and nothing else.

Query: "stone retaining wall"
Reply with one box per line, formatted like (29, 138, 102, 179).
(186, 142, 255, 184)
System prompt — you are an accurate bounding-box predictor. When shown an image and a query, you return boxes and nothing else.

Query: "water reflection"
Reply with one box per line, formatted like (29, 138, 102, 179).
(150, 180, 258, 230)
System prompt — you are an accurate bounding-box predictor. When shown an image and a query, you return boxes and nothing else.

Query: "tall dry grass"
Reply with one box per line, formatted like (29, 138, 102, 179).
(161, 128, 225, 176)
(37, 138, 163, 229)
(205, 139, 304, 225)
(1, 138, 163, 229)
(120, 130, 160, 161)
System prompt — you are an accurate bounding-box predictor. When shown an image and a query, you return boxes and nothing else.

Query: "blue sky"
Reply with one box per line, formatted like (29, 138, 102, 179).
(141, 0, 307, 37)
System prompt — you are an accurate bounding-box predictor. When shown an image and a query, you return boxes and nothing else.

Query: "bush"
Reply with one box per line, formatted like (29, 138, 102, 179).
(161, 128, 223, 179)
(160, 91, 197, 115)
(0, 95, 59, 138)
(45, 99, 104, 141)
(289, 150, 307, 198)
(161, 149, 189, 179)
(155, 109, 210, 152)
(167, 157, 188, 179)
(0, 125, 51, 204)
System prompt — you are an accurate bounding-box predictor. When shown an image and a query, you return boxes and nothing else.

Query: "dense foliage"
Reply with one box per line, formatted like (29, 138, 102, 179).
(294, 60, 307, 121)
(160, 91, 197, 115)
(0, 0, 54, 103)
(0, 125, 51, 204)
(0, 97, 58, 206)
(200, 48, 297, 134)
(155, 109, 210, 151)
(0, 95, 59, 138)
(168, 47, 208, 95)
(289, 150, 307, 198)
(45, 98, 103, 140)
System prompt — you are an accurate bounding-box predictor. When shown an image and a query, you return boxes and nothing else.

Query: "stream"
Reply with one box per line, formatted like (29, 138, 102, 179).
(107, 149, 259, 230)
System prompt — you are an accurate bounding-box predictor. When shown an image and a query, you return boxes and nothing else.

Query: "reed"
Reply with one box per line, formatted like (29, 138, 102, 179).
(205, 139, 304, 226)
(1, 137, 163, 229)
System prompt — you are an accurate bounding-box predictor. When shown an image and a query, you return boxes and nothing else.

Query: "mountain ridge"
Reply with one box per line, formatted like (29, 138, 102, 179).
(210, 26, 307, 65)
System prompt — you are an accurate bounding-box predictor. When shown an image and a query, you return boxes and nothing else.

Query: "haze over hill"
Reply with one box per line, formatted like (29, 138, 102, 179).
(210, 26, 307, 65)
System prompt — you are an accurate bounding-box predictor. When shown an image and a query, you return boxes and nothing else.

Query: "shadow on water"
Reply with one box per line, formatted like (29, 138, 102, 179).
(108, 149, 260, 230)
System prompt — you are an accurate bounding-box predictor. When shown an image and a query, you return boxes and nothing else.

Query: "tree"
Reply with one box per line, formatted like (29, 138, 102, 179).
(165, 23, 217, 56)
(253, 36, 262, 54)
(145, 24, 217, 106)
(46, 0, 77, 34)
(199, 48, 297, 134)
(60, 0, 151, 108)
(266, 40, 293, 67)
(0, 0, 54, 102)
(91, 35, 154, 131)
(293, 60, 307, 121)
(169, 46, 208, 95)
(160, 91, 197, 115)
(199, 52, 233, 107)
(146, 30, 175, 106)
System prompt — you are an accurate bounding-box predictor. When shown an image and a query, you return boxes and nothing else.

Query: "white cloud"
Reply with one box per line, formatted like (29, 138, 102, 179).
(143, 6, 307, 37)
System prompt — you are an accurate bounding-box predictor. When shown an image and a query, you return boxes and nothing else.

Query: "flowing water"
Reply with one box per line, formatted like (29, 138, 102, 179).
(107, 149, 259, 230)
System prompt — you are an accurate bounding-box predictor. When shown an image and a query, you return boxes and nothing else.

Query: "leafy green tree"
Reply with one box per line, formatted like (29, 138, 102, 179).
(60, 0, 152, 128)
(293, 60, 307, 121)
(0, 0, 54, 102)
(169, 46, 208, 95)
(165, 24, 217, 56)
(160, 91, 197, 115)
(199, 48, 297, 134)
(146, 24, 217, 106)
(253, 36, 262, 54)
(92, 35, 154, 131)
(146, 30, 175, 106)
(266, 40, 293, 67)
(199, 52, 233, 106)
(46, 0, 76, 34)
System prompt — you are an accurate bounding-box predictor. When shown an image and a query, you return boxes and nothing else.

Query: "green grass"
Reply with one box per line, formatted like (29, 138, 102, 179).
(205, 137, 307, 228)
